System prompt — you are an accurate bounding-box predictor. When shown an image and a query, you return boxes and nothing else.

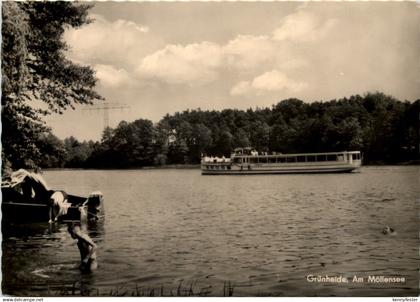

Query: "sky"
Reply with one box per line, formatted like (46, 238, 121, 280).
(45, 1, 420, 141)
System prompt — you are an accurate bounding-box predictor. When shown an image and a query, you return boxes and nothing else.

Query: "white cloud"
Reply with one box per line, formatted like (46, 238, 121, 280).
(64, 14, 162, 69)
(230, 81, 252, 96)
(230, 70, 307, 96)
(135, 33, 307, 86)
(223, 35, 276, 69)
(136, 42, 223, 85)
(253, 70, 307, 92)
(137, 36, 277, 85)
(113, 19, 149, 33)
(94, 64, 133, 88)
(272, 10, 336, 42)
(134, 9, 334, 87)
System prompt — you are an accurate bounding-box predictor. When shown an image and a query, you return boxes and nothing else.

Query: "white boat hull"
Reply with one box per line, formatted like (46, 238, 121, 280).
(201, 160, 362, 175)
(202, 166, 359, 175)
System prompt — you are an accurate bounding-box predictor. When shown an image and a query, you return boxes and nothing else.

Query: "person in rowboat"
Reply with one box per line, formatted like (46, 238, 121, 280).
(67, 223, 98, 272)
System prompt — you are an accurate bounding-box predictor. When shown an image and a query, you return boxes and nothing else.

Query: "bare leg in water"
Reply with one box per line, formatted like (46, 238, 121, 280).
(67, 223, 98, 272)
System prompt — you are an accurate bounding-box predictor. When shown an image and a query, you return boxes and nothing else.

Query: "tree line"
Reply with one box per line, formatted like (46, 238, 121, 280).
(35, 92, 419, 169)
(2, 3, 419, 172)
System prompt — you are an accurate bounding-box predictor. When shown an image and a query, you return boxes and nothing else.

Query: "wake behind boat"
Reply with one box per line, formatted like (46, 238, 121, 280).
(201, 148, 362, 175)
(2, 169, 104, 223)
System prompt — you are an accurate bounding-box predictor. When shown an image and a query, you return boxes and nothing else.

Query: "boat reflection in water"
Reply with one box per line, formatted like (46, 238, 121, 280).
(201, 147, 362, 175)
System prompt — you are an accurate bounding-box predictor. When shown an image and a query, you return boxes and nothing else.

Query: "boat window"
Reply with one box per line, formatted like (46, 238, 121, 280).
(227, 166, 231, 170)
(352, 153, 360, 160)
(250, 157, 258, 164)
(233, 157, 241, 164)
(307, 155, 316, 162)
(268, 157, 277, 163)
(278, 157, 286, 163)
(297, 156, 306, 162)
(286, 157, 296, 163)
(317, 155, 327, 162)
(327, 154, 337, 161)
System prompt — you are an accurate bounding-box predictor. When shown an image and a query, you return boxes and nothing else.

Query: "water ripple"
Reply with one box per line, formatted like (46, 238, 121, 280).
(2, 167, 418, 296)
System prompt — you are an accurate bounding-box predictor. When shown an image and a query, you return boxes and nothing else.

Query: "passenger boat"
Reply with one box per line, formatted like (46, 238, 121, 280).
(201, 148, 362, 175)
(1, 169, 104, 223)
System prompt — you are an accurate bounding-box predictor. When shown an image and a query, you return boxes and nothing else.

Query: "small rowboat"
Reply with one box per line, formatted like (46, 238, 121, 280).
(1, 170, 104, 223)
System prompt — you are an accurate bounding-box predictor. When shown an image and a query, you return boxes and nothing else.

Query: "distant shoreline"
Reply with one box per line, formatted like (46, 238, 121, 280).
(140, 164, 201, 170)
(42, 164, 201, 171)
(40, 162, 419, 171)
(365, 160, 420, 166)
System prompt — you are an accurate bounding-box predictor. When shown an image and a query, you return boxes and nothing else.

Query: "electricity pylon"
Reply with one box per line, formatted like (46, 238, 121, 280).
(83, 101, 130, 130)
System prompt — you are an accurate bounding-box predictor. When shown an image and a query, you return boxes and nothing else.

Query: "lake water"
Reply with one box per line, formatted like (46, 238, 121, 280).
(2, 166, 419, 296)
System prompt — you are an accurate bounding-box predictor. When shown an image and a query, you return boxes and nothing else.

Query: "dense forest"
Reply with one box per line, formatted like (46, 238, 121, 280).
(33, 92, 419, 169)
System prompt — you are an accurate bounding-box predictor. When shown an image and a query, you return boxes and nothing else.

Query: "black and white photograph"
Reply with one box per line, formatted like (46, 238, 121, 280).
(1, 0, 419, 298)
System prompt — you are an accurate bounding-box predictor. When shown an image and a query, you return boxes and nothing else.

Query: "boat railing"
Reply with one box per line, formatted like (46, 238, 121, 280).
(230, 151, 361, 164)
(202, 156, 231, 163)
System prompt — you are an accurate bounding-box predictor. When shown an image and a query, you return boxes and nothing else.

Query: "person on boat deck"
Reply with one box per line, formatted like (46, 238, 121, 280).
(67, 223, 98, 272)
(48, 191, 71, 223)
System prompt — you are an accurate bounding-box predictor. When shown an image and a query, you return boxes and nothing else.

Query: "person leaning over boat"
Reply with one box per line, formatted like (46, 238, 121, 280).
(48, 190, 71, 223)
